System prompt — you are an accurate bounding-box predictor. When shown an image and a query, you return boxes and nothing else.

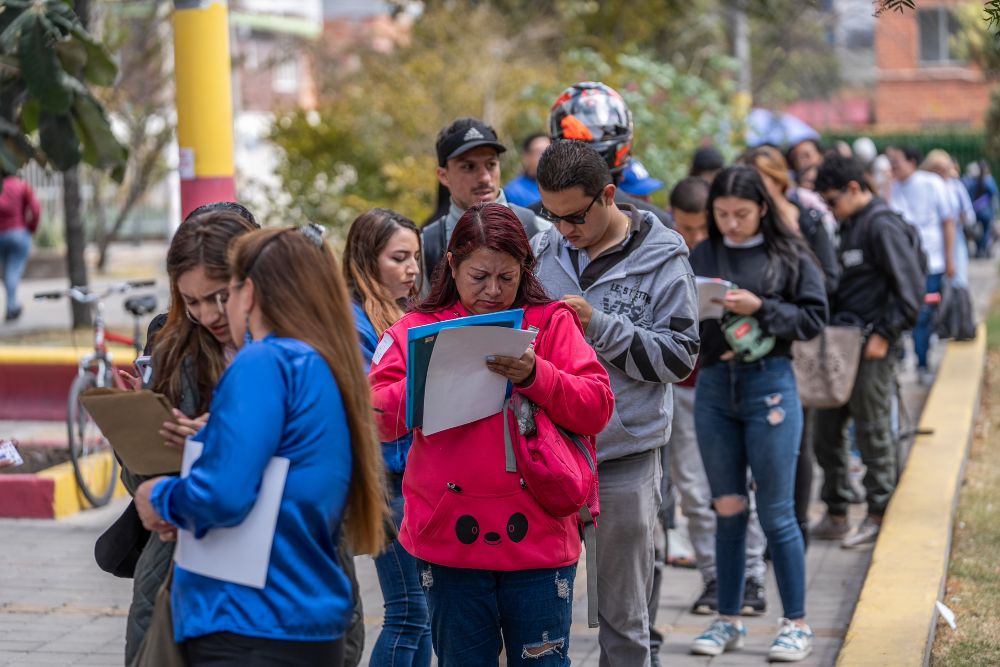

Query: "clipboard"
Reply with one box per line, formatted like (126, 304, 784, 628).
(79, 388, 183, 475)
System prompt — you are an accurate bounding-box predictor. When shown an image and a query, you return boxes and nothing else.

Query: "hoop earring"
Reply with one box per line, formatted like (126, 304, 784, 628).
(185, 309, 198, 324)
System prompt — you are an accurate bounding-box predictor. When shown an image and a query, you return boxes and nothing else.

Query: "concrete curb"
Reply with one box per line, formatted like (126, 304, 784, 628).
(837, 325, 987, 666)
(0, 345, 133, 420)
(0, 451, 126, 519)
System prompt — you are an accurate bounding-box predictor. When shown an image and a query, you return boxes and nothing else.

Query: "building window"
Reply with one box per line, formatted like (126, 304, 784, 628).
(918, 8, 961, 65)
(272, 58, 299, 94)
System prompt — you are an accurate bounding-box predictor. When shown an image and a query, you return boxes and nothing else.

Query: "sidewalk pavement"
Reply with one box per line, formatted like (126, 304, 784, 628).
(0, 257, 995, 666)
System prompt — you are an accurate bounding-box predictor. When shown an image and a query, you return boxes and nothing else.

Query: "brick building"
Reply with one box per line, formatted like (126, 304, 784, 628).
(874, 0, 991, 130)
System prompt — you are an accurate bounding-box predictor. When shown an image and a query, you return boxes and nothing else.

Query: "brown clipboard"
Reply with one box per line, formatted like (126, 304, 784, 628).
(79, 388, 183, 475)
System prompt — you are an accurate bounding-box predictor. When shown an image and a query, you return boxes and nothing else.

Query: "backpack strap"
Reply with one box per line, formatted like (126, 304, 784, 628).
(502, 397, 518, 473)
(579, 505, 598, 628)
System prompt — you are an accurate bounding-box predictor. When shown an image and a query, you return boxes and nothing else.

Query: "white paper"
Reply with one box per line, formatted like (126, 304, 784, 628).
(421, 326, 537, 436)
(936, 600, 957, 630)
(696, 277, 734, 321)
(174, 439, 289, 589)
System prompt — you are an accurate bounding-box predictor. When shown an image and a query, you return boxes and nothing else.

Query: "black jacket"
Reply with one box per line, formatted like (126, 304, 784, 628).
(831, 197, 925, 343)
(797, 204, 840, 298)
(690, 238, 828, 367)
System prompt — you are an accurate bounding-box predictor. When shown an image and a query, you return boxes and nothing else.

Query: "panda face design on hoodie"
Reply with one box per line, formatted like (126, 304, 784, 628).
(456, 512, 529, 546)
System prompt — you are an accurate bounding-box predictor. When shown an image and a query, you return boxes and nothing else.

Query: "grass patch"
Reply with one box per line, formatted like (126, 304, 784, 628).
(931, 291, 1000, 666)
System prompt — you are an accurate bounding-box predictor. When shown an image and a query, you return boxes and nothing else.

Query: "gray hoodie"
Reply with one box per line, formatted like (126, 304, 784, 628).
(531, 207, 700, 462)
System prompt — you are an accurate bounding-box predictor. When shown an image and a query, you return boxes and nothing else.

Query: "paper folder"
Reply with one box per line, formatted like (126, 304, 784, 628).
(79, 388, 183, 475)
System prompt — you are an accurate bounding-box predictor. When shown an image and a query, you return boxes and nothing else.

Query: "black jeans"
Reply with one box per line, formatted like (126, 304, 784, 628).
(183, 632, 344, 667)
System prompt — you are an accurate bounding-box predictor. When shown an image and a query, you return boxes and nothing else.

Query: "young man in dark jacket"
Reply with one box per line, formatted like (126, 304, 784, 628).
(811, 155, 925, 549)
(421, 118, 550, 282)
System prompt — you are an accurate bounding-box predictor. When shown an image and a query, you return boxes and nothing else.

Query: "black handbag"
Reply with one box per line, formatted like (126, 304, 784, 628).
(935, 281, 977, 341)
(94, 500, 150, 578)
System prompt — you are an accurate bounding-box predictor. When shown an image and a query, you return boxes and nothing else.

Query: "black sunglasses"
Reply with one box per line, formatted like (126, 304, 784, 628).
(539, 190, 605, 226)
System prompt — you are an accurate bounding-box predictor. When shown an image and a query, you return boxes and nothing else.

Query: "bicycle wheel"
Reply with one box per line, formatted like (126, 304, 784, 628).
(66, 370, 119, 507)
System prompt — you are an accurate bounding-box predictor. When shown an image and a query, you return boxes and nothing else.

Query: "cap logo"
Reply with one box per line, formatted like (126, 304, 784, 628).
(463, 127, 485, 141)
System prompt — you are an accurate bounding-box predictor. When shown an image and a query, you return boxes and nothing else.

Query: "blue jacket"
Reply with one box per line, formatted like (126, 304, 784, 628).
(503, 174, 541, 208)
(353, 302, 412, 473)
(151, 336, 353, 642)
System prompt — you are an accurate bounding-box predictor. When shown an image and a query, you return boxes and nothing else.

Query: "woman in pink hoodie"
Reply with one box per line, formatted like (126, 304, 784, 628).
(370, 203, 613, 666)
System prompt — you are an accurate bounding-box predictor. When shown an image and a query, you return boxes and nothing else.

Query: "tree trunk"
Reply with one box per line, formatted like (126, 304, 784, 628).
(62, 166, 91, 327)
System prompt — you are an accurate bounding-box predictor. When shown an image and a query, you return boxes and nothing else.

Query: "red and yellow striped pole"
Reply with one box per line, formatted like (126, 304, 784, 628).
(173, 1, 236, 219)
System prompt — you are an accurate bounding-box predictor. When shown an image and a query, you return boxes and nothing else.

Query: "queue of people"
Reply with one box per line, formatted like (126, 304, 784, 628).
(98, 79, 984, 667)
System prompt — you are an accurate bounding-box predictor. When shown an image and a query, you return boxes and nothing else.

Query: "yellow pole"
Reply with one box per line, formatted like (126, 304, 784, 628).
(173, 0, 236, 219)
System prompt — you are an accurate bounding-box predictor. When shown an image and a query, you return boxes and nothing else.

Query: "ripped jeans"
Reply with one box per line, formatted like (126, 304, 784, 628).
(695, 357, 806, 620)
(417, 561, 576, 666)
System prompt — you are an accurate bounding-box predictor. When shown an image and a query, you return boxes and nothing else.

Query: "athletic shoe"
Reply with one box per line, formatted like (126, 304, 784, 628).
(810, 513, 850, 540)
(690, 618, 746, 656)
(741, 578, 767, 616)
(768, 618, 814, 662)
(690, 579, 718, 615)
(842, 516, 881, 550)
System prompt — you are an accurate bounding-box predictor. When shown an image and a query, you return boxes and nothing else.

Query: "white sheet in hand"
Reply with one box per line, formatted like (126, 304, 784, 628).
(421, 326, 537, 435)
(174, 439, 289, 589)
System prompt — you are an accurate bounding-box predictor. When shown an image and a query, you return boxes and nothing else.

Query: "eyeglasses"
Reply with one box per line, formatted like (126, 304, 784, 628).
(539, 190, 605, 226)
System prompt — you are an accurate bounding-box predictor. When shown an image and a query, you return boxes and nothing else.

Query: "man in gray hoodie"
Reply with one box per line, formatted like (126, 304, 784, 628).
(533, 140, 700, 666)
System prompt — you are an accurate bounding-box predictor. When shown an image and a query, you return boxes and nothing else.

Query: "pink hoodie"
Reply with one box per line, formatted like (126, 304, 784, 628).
(370, 301, 614, 571)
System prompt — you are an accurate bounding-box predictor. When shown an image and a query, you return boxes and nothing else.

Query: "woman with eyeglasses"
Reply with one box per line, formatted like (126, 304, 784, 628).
(134, 227, 389, 665)
(113, 205, 258, 665)
(688, 167, 827, 662)
(343, 209, 430, 666)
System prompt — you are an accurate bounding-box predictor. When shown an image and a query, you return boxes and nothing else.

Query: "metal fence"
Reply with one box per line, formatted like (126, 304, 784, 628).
(18, 162, 173, 249)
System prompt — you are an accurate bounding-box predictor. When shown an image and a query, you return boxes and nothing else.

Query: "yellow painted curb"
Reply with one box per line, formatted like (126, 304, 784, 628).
(0, 345, 135, 365)
(36, 451, 127, 519)
(837, 324, 987, 666)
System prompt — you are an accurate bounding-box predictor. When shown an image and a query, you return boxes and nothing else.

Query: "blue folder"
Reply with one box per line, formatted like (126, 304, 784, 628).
(406, 309, 524, 430)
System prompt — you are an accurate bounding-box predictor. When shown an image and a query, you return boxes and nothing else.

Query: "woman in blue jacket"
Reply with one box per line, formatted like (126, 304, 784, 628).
(344, 208, 430, 666)
(135, 226, 388, 665)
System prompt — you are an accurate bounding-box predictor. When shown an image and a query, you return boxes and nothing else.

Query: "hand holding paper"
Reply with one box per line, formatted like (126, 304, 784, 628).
(696, 277, 736, 321)
(485, 347, 536, 386)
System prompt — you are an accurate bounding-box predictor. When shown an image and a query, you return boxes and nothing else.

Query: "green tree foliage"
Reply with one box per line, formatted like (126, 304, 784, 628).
(268, 2, 745, 229)
(0, 0, 127, 189)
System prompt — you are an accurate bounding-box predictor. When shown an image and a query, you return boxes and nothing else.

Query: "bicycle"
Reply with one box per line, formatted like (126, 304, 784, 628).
(34, 281, 158, 507)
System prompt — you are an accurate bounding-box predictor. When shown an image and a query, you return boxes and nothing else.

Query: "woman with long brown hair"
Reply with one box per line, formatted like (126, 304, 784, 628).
(134, 226, 388, 665)
(117, 205, 257, 664)
(343, 209, 430, 666)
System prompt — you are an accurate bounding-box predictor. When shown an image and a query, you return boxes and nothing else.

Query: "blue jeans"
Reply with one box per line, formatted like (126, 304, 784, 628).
(695, 357, 806, 620)
(371, 473, 431, 666)
(913, 273, 943, 369)
(0, 229, 31, 317)
(418, 561, 576, 666)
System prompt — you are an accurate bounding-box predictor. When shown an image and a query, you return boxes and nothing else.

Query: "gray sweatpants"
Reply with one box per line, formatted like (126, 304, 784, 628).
(596, 449, 661, 667)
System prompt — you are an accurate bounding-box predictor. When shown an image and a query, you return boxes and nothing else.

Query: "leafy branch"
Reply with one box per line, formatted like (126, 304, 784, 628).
(876, 1, 1000, 36)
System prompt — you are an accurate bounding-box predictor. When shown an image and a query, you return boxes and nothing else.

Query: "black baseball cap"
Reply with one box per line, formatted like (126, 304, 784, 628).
(436, 118, 507, 167)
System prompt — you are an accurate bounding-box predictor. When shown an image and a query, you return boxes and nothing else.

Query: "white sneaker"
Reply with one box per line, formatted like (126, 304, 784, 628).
(842, 516, 881, 550)
(768, 618, 814, 662)
(690, 618, 746, 656)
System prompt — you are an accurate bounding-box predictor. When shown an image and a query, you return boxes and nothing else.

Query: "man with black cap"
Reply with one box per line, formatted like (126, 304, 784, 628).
(421, 117, 550, 281)
(690, 145, 725, 183)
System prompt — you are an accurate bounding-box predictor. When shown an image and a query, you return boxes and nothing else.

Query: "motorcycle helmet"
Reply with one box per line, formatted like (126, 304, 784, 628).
(549, 82, 634, 174)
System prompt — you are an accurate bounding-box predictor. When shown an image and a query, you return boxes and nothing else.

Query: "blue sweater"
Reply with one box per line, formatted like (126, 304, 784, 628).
(151, 336, 353, 642)
(353, 303, 412, 474)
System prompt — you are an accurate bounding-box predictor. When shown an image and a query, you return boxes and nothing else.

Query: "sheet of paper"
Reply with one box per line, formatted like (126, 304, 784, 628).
(174, 439, 289, 589)
(696, 277, 734, 321)
(421, 326, 537, 435)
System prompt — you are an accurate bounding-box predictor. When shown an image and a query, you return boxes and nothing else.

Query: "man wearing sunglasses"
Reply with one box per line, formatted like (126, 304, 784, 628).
(532, 139, 699, 667)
